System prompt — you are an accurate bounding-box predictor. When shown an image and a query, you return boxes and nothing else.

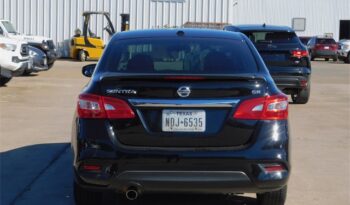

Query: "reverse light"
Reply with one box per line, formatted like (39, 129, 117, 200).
(77, 94, 135, 119)
(291, 50, 308, 58)
(233, 94, 288, 120)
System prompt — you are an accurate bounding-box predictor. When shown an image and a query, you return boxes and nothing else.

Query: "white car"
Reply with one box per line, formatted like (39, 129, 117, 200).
(0, 20, 57, 68)
(337, 39, 350, 63)
(0, 37, 31, 86)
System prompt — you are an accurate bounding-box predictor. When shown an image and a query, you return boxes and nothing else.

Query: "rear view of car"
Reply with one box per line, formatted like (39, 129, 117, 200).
(72, 29, 290, 205)
(224, 24, 311, 104)
(307, 36, 338, 61)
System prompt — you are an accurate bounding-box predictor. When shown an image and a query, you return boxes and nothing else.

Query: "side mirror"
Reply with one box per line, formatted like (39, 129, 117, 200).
(82, 64, 96, 77)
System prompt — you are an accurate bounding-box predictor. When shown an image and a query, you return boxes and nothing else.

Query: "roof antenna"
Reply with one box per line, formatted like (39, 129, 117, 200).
(263, 23, 266, 27)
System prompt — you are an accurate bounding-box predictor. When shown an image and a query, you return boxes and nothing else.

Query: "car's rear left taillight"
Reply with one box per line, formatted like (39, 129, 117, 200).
(77, 94, 135, 119)
(233, 94, 288, 120)
(291, 50, 308, 58)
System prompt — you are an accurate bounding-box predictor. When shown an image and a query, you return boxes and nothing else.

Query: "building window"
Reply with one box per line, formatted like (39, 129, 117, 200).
(292, 18, 306, 31)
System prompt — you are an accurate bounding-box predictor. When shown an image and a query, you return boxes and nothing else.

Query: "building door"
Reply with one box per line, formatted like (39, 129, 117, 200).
(339, 20, 350, 40)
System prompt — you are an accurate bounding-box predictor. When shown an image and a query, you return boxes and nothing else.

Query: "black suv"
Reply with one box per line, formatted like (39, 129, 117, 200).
(72, 29, 290, 205)
(224, 24, 311, 104)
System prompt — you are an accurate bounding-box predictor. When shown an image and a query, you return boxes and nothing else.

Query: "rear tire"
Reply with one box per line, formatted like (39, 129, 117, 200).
(333, 56, 338, 62)
(78, 50, 87, 62)
(325, 58, 329, 61)
(257, 186, 287, 205)
(74, 182, 102, 205)
(292, 80, 310, 104)
(0, 76, 12, 86)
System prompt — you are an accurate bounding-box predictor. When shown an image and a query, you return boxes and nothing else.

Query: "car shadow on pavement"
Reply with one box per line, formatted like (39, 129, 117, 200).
(1, 143, 257, 205)
(16, 73, 39, 77)
(107, 194, 258, 205)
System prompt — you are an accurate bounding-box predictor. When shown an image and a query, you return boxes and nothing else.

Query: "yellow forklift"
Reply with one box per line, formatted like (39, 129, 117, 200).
(70, 12, 116, 61)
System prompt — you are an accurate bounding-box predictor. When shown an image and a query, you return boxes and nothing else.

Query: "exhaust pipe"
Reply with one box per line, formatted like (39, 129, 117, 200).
(125, 187, 139, 201)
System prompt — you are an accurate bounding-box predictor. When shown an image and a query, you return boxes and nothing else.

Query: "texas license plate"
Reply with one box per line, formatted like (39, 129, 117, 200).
(162, 110, 206, 132)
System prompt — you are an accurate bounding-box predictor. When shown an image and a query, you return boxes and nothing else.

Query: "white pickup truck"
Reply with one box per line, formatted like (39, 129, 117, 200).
(0, 20, 57, 68)
(0, 37, 31, 86)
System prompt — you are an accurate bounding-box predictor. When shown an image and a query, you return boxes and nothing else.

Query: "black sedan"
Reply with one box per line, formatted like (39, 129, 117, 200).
(72, 29, 290, 205)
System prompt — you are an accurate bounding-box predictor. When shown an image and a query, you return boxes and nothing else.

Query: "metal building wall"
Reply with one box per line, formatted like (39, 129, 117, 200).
(1, 0, 349, 50)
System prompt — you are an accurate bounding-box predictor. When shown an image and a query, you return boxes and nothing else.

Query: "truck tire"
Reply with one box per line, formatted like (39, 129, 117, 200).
(325, 58, 329, 61)
(292, 80, 311, 104)
(333, 56, 338, 62)
(74, 182, 102, 205)
(257, 186, 287, 205)
(78, 50, 87, 62)
(0, 76, 12, 86)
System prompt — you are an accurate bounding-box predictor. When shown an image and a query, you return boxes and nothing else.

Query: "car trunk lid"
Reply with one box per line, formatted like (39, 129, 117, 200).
(99, 73, 267, 148)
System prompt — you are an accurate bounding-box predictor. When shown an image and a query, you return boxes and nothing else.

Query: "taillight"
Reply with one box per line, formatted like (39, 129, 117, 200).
(81, 164, 102, 172)
(291, 50, 308, 58)
(315, 44, 323, 49)
(233, 94, 288, 120)
(330, 44, 338, 51)
(77, 94, 135, 119)
(259, 163, 286, 173)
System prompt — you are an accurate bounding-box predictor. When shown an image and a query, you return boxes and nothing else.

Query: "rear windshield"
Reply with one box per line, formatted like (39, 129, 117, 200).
(242, 31, 299, 44)
(316, 38, 336, 44)
(299, 37, 310, 45)
(98, 38, 258, 74)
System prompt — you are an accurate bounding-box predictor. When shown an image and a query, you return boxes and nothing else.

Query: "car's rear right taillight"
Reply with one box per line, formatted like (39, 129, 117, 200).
(233, 94, 288, 120)
(330, 44, 338, 51)
(77, 94, 135, 119)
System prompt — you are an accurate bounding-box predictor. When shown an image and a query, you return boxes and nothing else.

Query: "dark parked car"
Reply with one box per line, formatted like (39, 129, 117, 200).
(72, 29, 290, 205)
(224, 24, 311, 104)
(307, 36, 338, 61)
(22, 46, 49, 75)
(299, 36, 311, 45)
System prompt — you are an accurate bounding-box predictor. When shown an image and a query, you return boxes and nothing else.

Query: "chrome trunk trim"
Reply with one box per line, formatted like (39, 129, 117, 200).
(129, 99, 240, 108)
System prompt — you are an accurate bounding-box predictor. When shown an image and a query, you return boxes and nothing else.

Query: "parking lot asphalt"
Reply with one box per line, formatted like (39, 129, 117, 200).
(0, 60, 349, 205)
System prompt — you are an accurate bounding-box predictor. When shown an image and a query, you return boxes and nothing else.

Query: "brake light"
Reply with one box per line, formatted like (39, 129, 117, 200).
(77, 94, 135, 119)
(164, 76, 205, 80)
(233, 94, 288, 120)
(291, 50, 308, 58)
(330, 44, 338, 51)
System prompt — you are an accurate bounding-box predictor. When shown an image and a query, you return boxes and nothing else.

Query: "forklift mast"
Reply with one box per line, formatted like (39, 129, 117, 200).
(82, 11, 116, 44)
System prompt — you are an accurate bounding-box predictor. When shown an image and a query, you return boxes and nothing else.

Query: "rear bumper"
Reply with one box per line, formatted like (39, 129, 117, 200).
(72, 119, 290, 194)
(313, 50, 337, 58)
(75, 167, 288, 194)
(269, 66, 311, 91)
(272, 75, 309, 90)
